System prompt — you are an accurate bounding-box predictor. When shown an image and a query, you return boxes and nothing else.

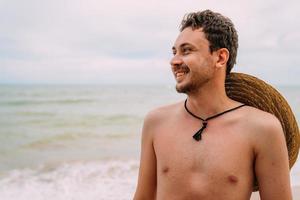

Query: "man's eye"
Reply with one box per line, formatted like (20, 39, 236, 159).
(182, 48, 191, 54)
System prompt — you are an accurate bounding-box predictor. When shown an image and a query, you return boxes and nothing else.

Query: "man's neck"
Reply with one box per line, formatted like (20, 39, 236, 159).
(185, 85, 238, 119)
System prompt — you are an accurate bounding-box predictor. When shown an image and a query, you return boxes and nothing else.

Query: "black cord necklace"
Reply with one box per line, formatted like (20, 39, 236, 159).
(184, 99, 245, 141)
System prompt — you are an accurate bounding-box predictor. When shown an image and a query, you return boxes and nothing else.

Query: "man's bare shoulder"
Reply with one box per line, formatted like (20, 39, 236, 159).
(242, 106, 285, 151)
(143, 101, 183, 125)
(242, 105, 282, 131)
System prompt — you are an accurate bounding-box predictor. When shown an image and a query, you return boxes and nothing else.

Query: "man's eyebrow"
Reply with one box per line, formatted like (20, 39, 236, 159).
(172, 43, 194, 50)
(180, 43, 193, 48)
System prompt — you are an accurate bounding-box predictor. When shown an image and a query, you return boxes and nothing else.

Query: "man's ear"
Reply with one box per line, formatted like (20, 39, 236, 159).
(215, 48, 229, 69)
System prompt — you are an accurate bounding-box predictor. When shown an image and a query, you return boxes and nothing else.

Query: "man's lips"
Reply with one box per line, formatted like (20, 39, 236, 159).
(175, 71, 186, 77)
(175, 67, 190, 77)
(173, 64, 190, 80)
(175, 70, 189, 81)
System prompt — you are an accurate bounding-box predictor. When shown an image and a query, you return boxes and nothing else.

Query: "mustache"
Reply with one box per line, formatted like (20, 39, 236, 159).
(174, 64, 190, 72)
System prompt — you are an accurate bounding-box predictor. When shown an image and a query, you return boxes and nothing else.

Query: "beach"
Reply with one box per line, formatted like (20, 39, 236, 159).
(0, 84, 299, 199)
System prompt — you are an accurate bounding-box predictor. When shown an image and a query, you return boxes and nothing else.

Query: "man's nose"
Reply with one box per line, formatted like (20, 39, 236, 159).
(170, 55, 183, 68)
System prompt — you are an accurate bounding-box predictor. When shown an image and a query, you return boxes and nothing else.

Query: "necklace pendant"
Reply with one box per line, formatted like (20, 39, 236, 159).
(193, 121, 208, 141)
(185, 99, 246, 141)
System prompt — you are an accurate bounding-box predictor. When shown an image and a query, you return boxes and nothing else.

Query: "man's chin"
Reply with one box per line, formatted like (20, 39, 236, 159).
(175, 81, 200, 94)
(175, 83, 188, 94)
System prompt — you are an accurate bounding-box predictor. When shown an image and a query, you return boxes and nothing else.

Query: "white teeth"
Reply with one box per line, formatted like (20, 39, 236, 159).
(176, 71, 188, 77)
(177, 72, 185, 76)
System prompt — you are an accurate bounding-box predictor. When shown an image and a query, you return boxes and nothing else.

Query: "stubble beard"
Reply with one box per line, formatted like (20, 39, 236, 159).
(175, 73, 210, 94)
(176, 81, 197, 94)
(175, 59, 214, 94)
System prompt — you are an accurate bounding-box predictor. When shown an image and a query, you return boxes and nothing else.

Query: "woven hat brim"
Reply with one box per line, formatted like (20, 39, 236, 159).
(225, 72, 300, 191)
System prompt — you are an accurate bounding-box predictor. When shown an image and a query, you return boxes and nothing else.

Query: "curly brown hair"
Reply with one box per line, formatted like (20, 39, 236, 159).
(180, 10, 238, 75)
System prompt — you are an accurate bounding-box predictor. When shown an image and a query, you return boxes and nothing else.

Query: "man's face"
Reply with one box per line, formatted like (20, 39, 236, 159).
(170, 27, 216, 94)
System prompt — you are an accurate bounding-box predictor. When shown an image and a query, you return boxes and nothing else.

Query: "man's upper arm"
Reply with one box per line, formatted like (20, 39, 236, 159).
(133, 111, 158, 200)
(254, 115, 292, 200)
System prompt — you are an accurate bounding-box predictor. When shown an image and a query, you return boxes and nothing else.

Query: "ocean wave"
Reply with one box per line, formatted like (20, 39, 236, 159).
(0, 98, 96, 106)
(0, 159, 139, 200)
(21, 129, 138, 151)
(15, 111, 56, 117)
(7, 114, 142, 128)
(38, 114, 142, 127)
(101, 114, 142, 125)
(22, 132, 100, 150)
(58, 114, 142, 125)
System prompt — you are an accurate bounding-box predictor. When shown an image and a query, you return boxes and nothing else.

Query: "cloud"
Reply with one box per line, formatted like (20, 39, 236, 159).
(0, 0, 299, 85)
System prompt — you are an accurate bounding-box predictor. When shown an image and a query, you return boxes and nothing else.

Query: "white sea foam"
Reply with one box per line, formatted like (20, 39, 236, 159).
(0, 159, 139, 200)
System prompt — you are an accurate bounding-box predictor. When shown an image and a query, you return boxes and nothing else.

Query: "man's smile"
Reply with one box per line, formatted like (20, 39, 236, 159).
(175, 72, 186, 81)
(175, 67, 190, 81)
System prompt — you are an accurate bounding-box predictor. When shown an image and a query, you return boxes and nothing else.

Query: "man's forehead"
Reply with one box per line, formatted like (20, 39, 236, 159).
(173, 27, 207, 48)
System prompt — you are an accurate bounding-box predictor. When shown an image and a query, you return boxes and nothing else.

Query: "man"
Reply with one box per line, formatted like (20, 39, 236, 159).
(133, 10, 292, 200)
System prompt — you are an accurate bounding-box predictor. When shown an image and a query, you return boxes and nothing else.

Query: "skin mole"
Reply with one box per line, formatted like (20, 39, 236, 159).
(228, 175, 238, 184)
(162, 166, 169, 173)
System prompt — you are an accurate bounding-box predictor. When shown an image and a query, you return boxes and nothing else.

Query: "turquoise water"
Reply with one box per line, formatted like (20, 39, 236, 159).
(0, 84, 299, 199)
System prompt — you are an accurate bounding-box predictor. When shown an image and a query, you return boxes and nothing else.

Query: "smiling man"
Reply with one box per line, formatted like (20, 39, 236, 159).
(133, 10, 292, 200)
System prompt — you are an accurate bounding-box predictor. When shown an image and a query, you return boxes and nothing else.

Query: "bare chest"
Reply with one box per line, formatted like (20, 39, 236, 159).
(153, 118, 255, 198)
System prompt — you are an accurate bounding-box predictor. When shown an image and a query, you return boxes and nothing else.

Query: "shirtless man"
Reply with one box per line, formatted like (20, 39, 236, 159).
(133, 10, 292, 200)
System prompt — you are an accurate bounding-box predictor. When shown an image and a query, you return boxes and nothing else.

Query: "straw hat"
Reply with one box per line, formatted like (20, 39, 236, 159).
(225, 72, 300, 191)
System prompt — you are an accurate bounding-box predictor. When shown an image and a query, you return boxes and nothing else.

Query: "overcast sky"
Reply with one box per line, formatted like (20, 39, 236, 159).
(0, 0, 299, 85)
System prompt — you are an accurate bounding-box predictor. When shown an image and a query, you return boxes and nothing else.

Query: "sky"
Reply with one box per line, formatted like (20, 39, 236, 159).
(0, 0, 299, 85)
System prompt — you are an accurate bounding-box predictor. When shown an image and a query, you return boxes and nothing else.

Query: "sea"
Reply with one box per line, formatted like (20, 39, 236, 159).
(0, 84, 299, 200)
